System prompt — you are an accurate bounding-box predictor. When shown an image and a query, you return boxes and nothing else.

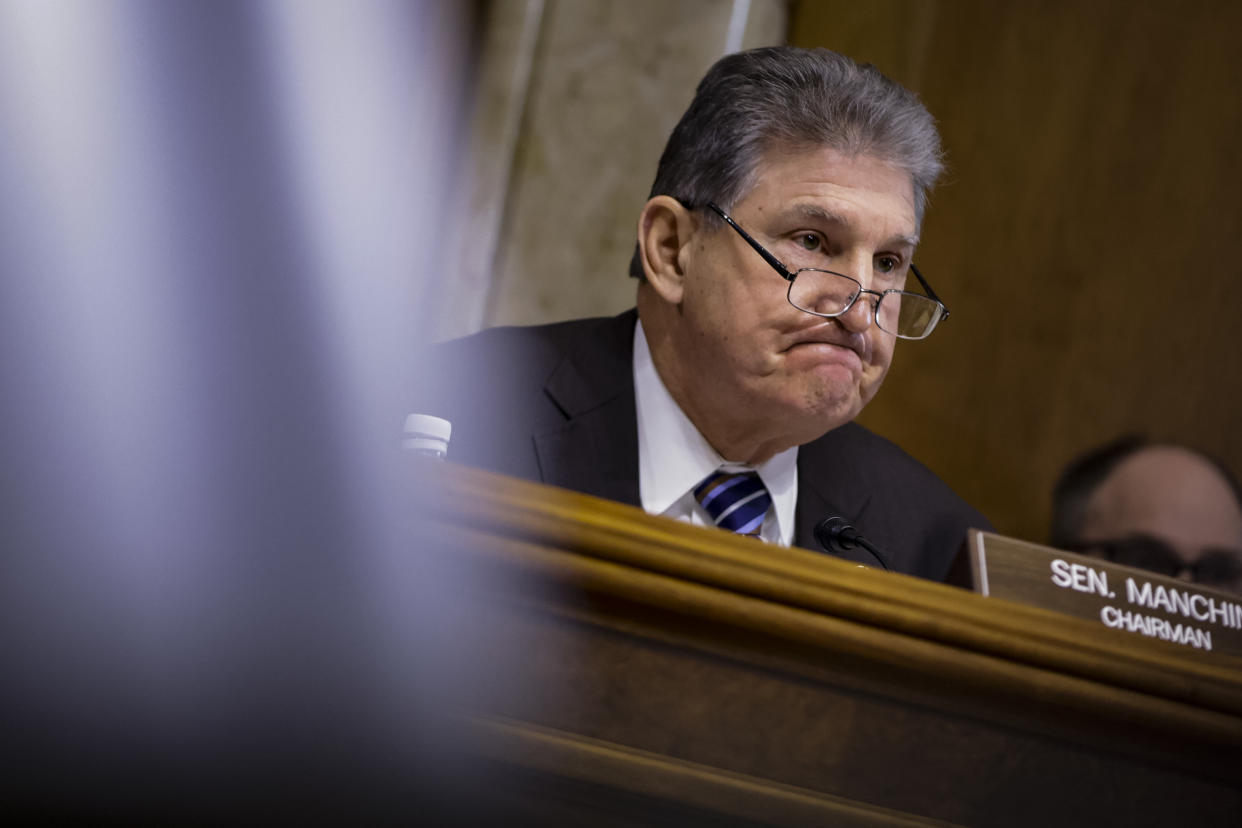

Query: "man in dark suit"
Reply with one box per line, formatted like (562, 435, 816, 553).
(420, 47, 988, 581)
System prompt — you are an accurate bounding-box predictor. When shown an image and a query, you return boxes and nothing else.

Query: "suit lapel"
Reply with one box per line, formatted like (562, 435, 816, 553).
(533, 310, 642, 508)
(794, 426, 874, 564)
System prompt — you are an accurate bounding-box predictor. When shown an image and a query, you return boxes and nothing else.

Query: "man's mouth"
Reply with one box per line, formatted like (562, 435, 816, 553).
(785, 324, 866, 361)
(783, 340, 865, 377)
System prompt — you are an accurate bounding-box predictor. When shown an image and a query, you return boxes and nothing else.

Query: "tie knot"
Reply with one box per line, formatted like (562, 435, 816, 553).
(693, 470, 771, 537)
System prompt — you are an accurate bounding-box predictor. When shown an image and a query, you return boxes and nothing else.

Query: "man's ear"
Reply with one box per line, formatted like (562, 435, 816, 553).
(637, 196, 697, 304)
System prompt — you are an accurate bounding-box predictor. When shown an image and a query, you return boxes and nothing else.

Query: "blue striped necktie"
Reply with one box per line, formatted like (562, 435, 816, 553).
(693, 470, 771, 537)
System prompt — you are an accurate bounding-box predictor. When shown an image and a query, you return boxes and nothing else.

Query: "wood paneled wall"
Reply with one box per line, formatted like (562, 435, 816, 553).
(791, 0, 1242, 542)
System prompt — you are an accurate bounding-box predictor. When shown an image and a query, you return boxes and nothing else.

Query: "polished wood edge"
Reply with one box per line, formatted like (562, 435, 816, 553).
(420, 465, 1242, 714)
(441, 523, 1242, 763)
(464, 714, 960, 827)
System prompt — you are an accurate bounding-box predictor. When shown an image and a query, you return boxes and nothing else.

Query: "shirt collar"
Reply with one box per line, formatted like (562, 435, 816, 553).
(633, 319, 798, 542)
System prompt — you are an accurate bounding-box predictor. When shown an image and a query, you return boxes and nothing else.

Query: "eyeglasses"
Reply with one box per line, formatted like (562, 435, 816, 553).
(1067, 535, 1242, 589)
(705, 202, 949, 340)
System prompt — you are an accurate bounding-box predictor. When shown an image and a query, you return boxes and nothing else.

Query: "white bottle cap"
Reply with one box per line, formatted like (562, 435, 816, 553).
(403, 413, 452, 454)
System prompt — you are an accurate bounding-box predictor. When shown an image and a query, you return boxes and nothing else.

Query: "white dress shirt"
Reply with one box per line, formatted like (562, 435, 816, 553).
(633, 320, 798, 546)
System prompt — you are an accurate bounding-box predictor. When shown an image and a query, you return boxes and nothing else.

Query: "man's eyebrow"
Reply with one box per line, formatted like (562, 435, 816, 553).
(779, 203, 920, 248)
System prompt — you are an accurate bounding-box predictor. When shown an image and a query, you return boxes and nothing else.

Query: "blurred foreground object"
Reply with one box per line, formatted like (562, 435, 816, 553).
(0, 0, 474, 820)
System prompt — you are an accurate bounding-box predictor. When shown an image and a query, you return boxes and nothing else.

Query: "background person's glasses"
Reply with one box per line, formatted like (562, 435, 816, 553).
(1067, 535, 1242, 588)
(705, 202, 949, 340)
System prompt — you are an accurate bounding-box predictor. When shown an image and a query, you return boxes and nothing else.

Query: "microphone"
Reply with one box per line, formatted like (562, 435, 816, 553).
(814, 517, 892, 571)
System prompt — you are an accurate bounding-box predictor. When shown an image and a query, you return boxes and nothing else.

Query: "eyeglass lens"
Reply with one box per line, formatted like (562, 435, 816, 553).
(787, 269, 940, 339)
(1084, 536, 1242, 587)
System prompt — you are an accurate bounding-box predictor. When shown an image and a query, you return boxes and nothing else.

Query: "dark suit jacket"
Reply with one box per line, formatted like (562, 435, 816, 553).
(418, 309, 990, 581)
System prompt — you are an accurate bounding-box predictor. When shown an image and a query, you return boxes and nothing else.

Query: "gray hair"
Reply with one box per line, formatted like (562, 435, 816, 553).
(631, 47, 944, 278)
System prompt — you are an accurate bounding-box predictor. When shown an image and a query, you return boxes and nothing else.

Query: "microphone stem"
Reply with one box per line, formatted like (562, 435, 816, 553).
(855, 536, 892, 571)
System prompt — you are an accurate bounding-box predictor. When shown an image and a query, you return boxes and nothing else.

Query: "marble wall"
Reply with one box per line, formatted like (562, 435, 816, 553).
(433, 0, 787, 341)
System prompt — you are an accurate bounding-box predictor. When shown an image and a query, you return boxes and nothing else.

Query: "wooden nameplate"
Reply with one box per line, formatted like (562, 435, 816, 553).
(964, 530, 1242, 659)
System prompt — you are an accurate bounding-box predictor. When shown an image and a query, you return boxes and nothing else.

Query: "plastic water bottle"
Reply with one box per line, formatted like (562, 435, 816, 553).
(403, 414, 452, 460)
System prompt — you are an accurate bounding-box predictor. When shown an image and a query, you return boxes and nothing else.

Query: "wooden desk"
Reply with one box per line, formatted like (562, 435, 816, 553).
(413, 464, 1242, 826)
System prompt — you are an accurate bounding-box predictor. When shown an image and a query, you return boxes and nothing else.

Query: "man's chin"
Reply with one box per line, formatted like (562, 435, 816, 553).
(784, 386, 863, 442)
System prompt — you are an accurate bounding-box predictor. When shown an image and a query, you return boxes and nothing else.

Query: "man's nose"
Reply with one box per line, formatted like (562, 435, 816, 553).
(837, 290, 876, 332)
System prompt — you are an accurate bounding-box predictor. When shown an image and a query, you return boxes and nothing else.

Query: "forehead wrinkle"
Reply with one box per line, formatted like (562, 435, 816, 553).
(776, 202, 919, 248)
